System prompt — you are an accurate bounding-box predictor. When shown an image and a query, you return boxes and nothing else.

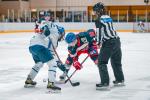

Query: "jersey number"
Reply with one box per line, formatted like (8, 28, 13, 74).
(81, 38, 87, 43)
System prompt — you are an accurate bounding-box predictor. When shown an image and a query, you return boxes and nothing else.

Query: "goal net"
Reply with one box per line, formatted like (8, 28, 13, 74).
(133, 22, 150, 33)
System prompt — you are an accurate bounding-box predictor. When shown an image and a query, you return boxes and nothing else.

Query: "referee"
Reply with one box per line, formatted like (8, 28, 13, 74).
(93, 2, 125, 90)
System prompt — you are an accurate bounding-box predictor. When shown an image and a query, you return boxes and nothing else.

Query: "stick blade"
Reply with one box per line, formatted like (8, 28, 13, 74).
(72, 82, 80, 87)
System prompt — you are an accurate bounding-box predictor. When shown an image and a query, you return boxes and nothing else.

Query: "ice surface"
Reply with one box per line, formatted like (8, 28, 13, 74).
(0, 32, 150, 100)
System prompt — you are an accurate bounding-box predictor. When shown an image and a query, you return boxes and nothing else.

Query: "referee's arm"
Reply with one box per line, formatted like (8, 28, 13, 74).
(95, 19, 101, 45)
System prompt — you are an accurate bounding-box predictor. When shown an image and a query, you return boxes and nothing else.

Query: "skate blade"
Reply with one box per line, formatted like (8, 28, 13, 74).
(46, 89, 61, 94)
(96, 86, 110, 91)
(24, 84, 35, 88)
(114, 83, 125, 87)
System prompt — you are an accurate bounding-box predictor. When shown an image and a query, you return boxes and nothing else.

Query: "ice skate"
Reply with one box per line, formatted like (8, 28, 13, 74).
(24, 77, 37, 88)
(96, 83, 110, 90)
(113, 80, 125, 87)
(47, 81, 61, 93)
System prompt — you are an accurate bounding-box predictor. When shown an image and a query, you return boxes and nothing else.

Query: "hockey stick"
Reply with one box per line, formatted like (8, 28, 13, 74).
(49, 37, 80, 87)
(65, 55, 89, 84)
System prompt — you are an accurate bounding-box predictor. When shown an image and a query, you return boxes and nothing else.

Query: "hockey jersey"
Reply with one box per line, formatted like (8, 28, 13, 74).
(30, 20, 61, 51)
(68, 31, 96, 58)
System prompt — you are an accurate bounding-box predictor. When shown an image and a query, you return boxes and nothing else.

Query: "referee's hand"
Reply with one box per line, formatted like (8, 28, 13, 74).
(97, 43, 101, 49)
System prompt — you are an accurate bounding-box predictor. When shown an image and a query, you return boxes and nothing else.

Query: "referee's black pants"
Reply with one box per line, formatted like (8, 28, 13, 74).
(98, 38, 124, 84)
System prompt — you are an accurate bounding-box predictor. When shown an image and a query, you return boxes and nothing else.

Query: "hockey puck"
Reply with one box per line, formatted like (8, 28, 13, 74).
(43, 78, 47, 82)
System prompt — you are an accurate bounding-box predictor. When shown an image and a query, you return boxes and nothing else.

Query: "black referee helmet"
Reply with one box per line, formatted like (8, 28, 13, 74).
(93, 2, 105, 15)
(93, 2, 104, 11)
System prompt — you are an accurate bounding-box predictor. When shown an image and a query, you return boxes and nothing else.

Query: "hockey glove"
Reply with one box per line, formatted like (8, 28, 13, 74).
(56, 61, 66, 72)
(73, 61, 81, 70)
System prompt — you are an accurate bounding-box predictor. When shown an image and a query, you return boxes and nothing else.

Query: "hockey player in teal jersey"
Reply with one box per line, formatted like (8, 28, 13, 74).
(59, 29, 99, 81)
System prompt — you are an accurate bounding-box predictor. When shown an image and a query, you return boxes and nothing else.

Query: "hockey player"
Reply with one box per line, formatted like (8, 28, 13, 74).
(24, 14, 65, 92)
(35, 12, 67, 72)
(59, 29, 99, 81)
(34, 12, 66, 63)
(93, 2, 125, 90)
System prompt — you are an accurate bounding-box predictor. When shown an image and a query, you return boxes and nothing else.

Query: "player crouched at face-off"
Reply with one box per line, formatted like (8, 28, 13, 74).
(24, 13, 65, 92)
(59, 29, 99, 82)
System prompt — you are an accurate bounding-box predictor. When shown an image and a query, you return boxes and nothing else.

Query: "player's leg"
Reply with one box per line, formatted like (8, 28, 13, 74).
(25, 62, 44, 86)
(96, 44, 112, 90)
(59, 55, 73, 81)
(37, 46, 61, 91)
(110, 39, 125, 86)
(25, 46, 44, 87)
(47, 59, 61, 91)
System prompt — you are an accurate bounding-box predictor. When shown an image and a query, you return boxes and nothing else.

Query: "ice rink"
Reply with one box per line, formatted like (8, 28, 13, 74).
(0, 32, 150, 100)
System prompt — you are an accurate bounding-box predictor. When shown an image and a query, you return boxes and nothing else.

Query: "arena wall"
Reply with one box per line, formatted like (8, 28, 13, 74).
(0, 22, 147, 33)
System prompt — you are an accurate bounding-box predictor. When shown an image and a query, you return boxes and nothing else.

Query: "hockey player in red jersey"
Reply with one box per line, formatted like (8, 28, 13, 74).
(59, 29, 99, 81)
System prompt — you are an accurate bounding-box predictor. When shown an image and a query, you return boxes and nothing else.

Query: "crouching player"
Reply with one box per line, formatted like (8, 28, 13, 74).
(24, 18, 65, 92)
(59, 29, 99, 82)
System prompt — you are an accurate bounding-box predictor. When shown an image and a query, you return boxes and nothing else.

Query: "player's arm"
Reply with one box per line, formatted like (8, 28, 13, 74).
(66, 47, 81, 70)
(34, 20, 40, 33)
(86, 29, 96, 42)
(95, 19, 102, 45)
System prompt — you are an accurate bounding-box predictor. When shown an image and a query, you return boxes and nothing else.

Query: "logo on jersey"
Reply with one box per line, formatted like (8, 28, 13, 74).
(101, 18, 113, 23)
(81, 37, 88, 43)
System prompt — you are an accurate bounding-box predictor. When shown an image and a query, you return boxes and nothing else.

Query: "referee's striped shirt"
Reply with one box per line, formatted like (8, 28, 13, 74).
(95, 15, 118, 44)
